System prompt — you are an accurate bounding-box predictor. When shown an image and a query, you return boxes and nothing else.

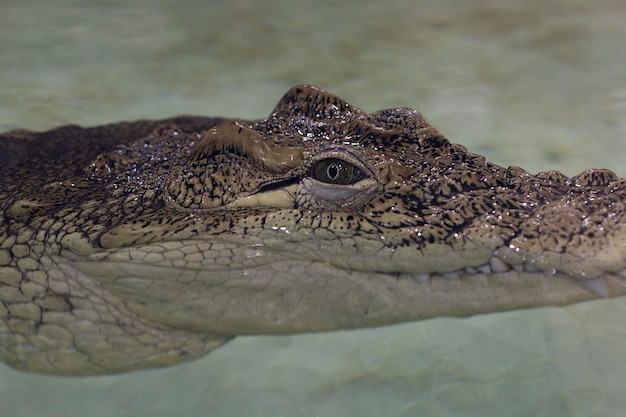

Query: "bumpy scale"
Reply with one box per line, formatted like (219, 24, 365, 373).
(1, 85, 625, 375)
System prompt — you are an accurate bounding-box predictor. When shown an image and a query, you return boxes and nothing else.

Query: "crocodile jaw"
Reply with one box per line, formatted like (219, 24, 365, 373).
(65, 234, 626, 335)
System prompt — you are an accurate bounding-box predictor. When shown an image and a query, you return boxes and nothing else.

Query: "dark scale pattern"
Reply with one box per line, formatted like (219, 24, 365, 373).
(0, 116, 231, 374)
(1, 84, 626, 375)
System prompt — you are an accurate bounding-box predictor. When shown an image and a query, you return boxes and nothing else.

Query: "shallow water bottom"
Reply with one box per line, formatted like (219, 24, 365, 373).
(3, 299, 626, 417)
(2, 0, 626, 416)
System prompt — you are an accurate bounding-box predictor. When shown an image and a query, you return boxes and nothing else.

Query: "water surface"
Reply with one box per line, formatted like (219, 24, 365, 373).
(2, 1, 626, 416)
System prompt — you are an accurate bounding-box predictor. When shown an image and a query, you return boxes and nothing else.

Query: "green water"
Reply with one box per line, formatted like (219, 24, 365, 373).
(2, 0, 626, 416)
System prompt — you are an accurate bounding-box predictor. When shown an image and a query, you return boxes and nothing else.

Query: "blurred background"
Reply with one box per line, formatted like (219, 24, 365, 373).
(2, 1, 626, 416)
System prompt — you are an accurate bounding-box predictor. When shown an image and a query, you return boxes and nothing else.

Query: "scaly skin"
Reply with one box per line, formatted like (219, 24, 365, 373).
(1, 85, 625, 375)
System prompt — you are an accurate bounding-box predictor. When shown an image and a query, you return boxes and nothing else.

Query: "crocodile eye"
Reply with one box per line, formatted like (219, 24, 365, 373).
(313, 158, 362, 185)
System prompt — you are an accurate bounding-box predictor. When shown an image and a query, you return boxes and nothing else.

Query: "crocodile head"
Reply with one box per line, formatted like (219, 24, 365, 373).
(2, 84, 626, 374)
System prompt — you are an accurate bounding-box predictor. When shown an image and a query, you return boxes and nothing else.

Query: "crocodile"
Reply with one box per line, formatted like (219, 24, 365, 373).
(1, 84, 626, 375)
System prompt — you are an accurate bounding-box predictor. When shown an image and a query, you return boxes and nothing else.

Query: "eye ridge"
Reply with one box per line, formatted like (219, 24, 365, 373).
(312, 158, 363, 185)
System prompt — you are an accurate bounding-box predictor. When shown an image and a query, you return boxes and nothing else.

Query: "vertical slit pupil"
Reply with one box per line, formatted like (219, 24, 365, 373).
(313, 158, 360, 184)
(327, 163, 339, 179)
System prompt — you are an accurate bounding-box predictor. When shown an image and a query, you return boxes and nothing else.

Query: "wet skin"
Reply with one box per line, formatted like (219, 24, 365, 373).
(1, 85, 625, 374)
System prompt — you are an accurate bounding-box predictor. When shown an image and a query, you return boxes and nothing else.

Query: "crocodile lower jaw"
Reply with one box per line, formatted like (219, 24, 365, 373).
(410, 255, 626, 298)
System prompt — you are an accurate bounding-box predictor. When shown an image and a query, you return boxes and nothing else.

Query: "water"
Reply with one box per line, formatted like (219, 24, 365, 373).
(2, 0, 626, 415)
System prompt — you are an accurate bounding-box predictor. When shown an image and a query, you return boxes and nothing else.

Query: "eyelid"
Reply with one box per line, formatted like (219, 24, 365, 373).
(309, 148, 372, 177)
